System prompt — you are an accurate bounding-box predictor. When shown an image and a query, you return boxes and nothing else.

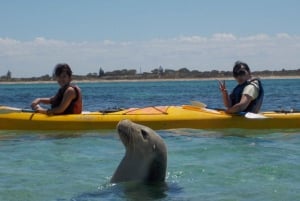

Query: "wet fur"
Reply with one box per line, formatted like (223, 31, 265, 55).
(111, 120, 167, 183)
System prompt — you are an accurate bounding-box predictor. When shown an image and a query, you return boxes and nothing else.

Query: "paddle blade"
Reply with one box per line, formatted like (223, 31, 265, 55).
(190, 101, 207, 108)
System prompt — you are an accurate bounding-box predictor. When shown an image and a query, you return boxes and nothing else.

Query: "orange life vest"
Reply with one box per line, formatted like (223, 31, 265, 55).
(50, 84, 82, 114)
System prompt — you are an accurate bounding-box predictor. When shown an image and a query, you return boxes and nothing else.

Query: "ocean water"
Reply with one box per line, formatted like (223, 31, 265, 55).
(0, 79, 300, 201)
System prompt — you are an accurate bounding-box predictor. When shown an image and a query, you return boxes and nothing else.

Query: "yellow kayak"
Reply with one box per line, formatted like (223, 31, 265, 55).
(0, 104, 300, 130)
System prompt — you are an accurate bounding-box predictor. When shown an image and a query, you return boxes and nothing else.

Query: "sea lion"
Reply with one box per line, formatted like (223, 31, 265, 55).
(111, 119, 167, 183)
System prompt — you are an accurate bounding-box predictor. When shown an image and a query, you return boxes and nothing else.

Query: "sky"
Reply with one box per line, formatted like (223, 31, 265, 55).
(1, 0, 300, 77)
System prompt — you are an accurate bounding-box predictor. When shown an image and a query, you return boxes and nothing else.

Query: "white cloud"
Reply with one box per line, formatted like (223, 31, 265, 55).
(1, 33, 300, 77)
(103, 40, 116, 45)
(176, 36, 208, 43)
(241, 34, 271, 41)
(276, 33, 291, 39)
(211, 33, 237, 41)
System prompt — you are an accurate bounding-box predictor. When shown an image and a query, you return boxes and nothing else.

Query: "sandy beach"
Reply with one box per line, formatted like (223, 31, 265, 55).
(0, 75, 300, 85)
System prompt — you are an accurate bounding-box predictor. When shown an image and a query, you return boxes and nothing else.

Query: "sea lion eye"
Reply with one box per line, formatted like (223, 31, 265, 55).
(141, 129, 148, 140)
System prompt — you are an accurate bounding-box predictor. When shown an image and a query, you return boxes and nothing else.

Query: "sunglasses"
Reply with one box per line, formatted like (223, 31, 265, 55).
(233, 70, 247, 77)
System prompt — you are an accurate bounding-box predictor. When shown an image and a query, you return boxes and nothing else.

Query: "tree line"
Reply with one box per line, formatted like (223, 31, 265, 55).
(1, 67, 300, 82)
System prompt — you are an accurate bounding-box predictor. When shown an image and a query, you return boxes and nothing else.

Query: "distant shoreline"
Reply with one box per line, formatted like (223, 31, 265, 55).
(0, 76, 300, 84)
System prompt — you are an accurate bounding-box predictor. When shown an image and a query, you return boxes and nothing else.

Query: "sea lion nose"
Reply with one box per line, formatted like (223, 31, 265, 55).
(117, 119, 131, 128)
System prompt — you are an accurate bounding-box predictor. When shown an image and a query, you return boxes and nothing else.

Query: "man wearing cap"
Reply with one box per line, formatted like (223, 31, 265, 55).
(218, 61, 264, 114)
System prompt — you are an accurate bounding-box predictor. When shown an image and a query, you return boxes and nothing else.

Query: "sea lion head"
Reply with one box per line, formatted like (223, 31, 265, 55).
(111, 119, 167, 183)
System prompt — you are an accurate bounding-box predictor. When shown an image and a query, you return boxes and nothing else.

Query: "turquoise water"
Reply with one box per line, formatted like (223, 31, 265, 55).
(1, 79, 300, 201)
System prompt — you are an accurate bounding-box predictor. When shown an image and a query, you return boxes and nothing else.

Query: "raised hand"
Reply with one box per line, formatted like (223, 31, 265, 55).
(217, 79, 226, 92)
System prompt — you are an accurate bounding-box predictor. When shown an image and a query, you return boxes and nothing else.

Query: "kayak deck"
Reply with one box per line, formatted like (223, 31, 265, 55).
(1, 105, 300, 130)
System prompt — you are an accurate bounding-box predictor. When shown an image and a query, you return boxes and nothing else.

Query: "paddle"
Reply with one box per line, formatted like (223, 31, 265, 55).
(0, 106, 34, 113)
(189, 101, 221, 114)
(190, 101, 207, 108)
(190, 101, 268, 119)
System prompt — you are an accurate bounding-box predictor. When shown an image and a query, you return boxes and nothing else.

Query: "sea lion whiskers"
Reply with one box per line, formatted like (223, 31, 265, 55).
(127, 126, 137, 152)
(118, 121, 138, 152)
(128, 126, 148, 153)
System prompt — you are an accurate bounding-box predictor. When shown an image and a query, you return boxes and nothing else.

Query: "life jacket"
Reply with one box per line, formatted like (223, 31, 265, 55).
(50, 84, 82, 114)
(229, 78, 264, 113)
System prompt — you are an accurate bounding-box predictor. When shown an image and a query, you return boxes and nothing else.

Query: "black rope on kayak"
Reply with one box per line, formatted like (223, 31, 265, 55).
(152, 106, 169, 114)
(99, 108, 124, 114)
(122, 107, 140, 115)
(121, 106, 169, 115)
(274, 108, 300, 113)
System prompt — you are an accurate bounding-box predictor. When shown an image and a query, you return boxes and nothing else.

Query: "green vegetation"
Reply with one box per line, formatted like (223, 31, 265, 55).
(1, 67, 300, 82)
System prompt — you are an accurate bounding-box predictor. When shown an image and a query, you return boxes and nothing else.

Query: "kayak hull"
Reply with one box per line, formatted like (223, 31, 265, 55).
(1, 105, 300, 130)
